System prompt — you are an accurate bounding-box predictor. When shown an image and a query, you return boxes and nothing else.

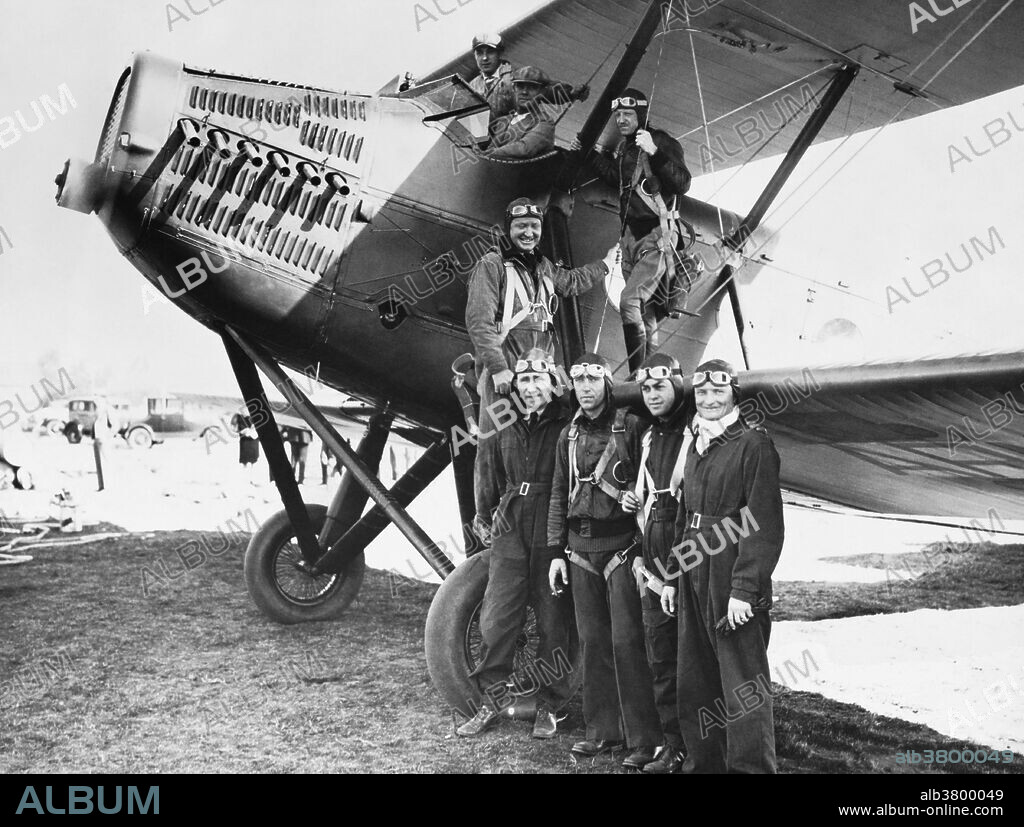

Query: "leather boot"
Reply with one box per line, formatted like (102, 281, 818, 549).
(623, 323, 647, 375)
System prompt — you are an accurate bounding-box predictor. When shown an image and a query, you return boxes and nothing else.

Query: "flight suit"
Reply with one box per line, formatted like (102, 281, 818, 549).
(466, 250, 607, 516)
(547, 406, 661, 748)
(589, 127, 691, 367)
(470, 401, 574, 709)
(634, 400, 692, 751)
(665, 420, 784, 773)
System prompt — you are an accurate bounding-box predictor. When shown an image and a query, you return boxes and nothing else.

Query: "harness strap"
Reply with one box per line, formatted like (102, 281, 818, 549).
(567, 550, 602, 578)
(499, 261, 554, 335)
(635, 426, 692, 533)
(568, 543, 640, 581)
(568, 409, 631, 506)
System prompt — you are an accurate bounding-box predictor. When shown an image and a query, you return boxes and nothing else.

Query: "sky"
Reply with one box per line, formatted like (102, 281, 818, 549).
(1, 0, 1022, 393)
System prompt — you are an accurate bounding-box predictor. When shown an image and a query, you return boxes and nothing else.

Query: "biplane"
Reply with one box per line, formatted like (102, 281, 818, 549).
(53, 0, 1024, 715)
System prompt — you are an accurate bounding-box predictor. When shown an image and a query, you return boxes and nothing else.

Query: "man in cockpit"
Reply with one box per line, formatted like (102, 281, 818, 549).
(468, 33, 589, 141)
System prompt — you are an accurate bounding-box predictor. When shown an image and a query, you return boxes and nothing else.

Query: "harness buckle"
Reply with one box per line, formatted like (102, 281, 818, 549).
(690, 512, 702, 530)
(519, 482, 530, 496)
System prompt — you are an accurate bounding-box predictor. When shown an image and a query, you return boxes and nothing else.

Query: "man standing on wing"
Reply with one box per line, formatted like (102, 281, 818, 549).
(660, 360, 784, 774)
(547, 352, 661, 770)
(620, 353, 693, 773)
(457, 350, 575, 740)
(579, 89, 691, 373)
(466, 198, 616, 540)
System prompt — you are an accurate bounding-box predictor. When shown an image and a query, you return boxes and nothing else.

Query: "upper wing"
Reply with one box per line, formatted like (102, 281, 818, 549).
(741, 352, 1024, 519)
(418, 0, 1024, 172)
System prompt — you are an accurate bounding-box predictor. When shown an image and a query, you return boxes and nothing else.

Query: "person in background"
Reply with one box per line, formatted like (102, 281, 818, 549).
(280, 425, 312, 485)
(232, 410, 260, 485)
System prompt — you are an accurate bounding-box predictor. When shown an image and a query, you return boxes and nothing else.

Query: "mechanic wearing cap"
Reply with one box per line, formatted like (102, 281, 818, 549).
(482, 67, 559, 160)
(619, 353, 693, 773)
(469, 34, 589, 139)
(457, 349, 575, 741)
(467, 198, 618, 525)
(580, 89, 691, 373)
(547, 352, 661, 769)
(659, 359, 784, 773)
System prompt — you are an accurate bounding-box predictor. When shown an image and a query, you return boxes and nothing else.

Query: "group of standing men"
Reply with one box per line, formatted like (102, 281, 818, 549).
(458, 35, 785, 773)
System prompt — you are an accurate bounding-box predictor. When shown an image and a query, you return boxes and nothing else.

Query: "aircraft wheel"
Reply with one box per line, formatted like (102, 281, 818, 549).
(127, 427, 153, 449)
(424, 550, 581, 719)
(244, 504, 364, 624)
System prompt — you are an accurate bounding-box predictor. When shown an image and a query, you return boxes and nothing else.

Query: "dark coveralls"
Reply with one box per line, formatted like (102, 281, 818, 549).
(665, 421, 784, 773)
(467, 249, 607, 515)
(588, 128, 691, 347)
(634, 400, 691, 751)
(470, 401, 574, 710)
(548, 407, 661, 748)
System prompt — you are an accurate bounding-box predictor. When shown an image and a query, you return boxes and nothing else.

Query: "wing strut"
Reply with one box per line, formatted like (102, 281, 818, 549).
(727, 63, 859, 249)
(223, 326, 456, 579)
(554, 0, 667, 192)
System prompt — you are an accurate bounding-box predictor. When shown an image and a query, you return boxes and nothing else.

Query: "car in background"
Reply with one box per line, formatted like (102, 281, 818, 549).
(120, 397, 229, 449)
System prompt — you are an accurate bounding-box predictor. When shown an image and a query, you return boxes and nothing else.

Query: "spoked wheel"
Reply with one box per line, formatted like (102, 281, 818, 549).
(244, 504, 365, 624)
(424, 550, 581, 719)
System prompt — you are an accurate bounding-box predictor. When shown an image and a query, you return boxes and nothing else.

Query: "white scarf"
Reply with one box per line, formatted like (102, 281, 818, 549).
(692, 408, 740, 455)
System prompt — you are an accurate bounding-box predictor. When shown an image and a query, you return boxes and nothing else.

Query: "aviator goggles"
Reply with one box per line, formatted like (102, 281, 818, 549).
(507, 204, 544, 220)
(692, 370, 734, 388)
(611, 96, 648, 111)
(635, 366, 682, 383)
(515, 359, 554, 375)
(570, 363, 608, 380)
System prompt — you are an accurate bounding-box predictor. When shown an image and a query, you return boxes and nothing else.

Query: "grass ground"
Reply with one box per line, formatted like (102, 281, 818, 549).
(1, 530, 1022, 774)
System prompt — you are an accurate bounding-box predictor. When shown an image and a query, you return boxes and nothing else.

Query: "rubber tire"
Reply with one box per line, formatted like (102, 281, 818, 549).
(244, 504, 365, 624)
(127, 427, 153, 449)
(424, 550, 582, 719)
(64, 422, 82, 444)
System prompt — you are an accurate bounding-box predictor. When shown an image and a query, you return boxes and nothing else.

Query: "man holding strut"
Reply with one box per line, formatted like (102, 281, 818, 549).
(660, 360, 784, 774)
(579, 89, 691, 373)
(457, 349, 574, 740)
(466, 198, 616, 539)
(547, 353, 661, 769)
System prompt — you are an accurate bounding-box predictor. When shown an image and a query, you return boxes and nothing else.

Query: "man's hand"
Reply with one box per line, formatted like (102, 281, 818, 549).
(661, 585, 677, 616)
(727, 597, 753, 630)
(571, 84, 591, 102)
(492, 369, 515, 396)
(619, 490, 641, 514)
(635, 129, 657, 156)
(549, 558, 569, 595)
(472, 514, 492, 546)
(602, 244, 622, 275)
(632, 556, 645, 594)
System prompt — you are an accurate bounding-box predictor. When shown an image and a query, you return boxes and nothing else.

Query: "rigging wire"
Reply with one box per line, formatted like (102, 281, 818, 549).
(650, 3, 986, 353)
(684, 1, 725, 239)
(672, 65, 831, 141)
(904, 0, 995, 82)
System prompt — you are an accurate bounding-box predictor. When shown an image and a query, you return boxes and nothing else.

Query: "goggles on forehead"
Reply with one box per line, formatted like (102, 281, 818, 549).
(635, 366, 682, 383)
(611, 96, 648, 111)
(514, 359, 554, 375)
(570, 363, 608, 380)
(508, 204, 544, 219)
(692, 370, 734, 388)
